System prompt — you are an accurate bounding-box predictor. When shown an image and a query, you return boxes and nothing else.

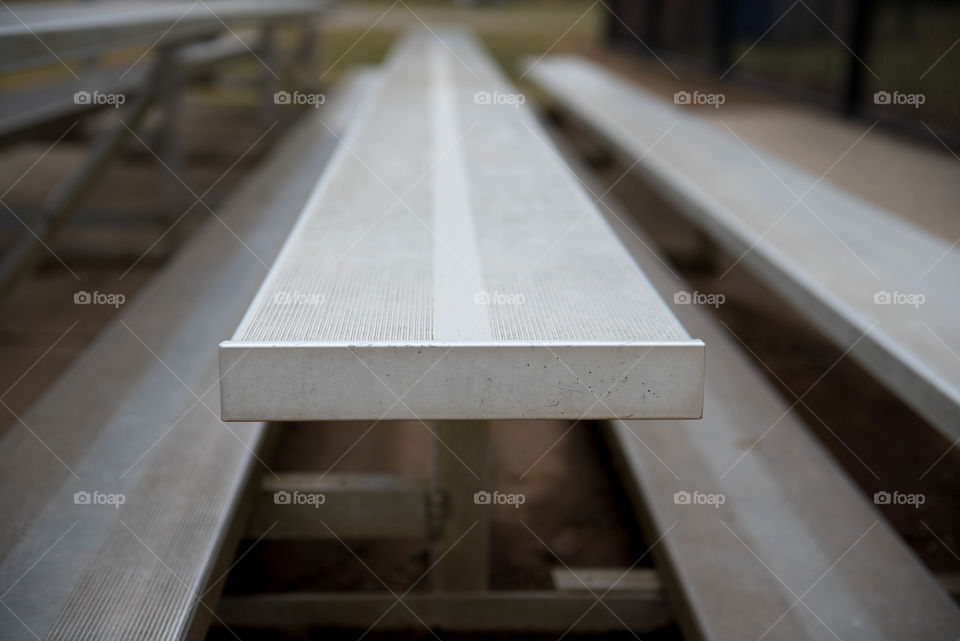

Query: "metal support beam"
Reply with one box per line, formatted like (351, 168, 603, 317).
(298, 16, 321, 87)
(248, 472, 430, 540)
(259, 24, 281, 125)
(843, 0, 875, 117)
(551, 567, 662, 593)
(216, 591, 670, 633)
(156, 45, 186, 216)
(431, 420, 490, 592)
(0, 91, 153, 300)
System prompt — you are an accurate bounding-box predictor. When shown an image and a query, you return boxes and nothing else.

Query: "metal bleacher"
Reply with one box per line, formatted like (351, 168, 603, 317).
(2, 10, 958, 639)
(0, 0, 328, 299)
(526, 53, 960, 641)
(525, 55, 960, 443)
(210, 29, 703, 635)
(0, 65, 376, 641)
(218, 31, 705, 423)
(0, 0, 324, 73)
(587, 167, 960, 641)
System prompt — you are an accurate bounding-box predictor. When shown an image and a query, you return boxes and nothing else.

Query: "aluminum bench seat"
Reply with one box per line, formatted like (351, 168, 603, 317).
(525, 56, 960, 442)
(0, 33, 259, 140)
(576, 166, 960, 641)
(0, 66, 147, 139)
(177, 30, 260, 70)
(219, 31, 705, 422)
(0, 0, 328, 74)
(0, 71, 376, 641)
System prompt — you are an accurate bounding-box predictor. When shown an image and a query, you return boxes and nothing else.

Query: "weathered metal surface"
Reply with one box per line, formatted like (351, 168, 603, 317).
(0, 0, 329, 73)
(557, 142, 960, 641)
(0, 71, 377, 641)
(219, 31, 704, 421)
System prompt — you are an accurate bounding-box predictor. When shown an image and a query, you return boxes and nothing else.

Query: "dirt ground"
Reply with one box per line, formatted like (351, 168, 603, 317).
(1, 5, 958, 641)
(225, 419, 648, 590)
(211, 417, 690, 641)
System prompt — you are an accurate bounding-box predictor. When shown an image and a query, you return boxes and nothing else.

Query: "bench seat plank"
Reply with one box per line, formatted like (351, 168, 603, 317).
(0, 65, 147, 139)
(0, 0, 328, 74)
(219, 31, 704, 422)
(0, 70, 376, 641)
(526, 56, 960, 440)
(0, 33, 255, 140)
(566, 153, 960, 640)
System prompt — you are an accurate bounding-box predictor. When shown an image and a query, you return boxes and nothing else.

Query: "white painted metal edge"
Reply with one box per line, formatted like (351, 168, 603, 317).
(219, 340, 705, 421)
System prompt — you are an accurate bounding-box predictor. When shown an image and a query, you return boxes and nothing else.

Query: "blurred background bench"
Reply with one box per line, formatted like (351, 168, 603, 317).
(0, 68, 373, 641)
(0, 0, 330, 299)
(526, 55, 960, 443)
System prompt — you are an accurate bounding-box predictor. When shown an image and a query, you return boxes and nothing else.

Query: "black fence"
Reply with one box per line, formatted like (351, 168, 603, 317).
(606, 0, 960, 146)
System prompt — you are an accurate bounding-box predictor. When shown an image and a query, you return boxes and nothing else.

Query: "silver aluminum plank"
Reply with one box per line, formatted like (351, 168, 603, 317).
(0, 0, 328, 73)
(547, 132, 960, 640)
(218, 30, 705, 422)
(526, 55, 960, 441)
(590, 183, 960, 641)
(0, 71, 376, 641)
(0, 33, 253, 138)
(0, 64, 147, 138)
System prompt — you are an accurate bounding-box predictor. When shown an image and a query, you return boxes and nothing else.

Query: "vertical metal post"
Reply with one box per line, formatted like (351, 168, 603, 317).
(714, 0, 735, 75)
(300, 16, 321, 89)
(603, 0, 619, 46)
(259, 23, 281, 125)
(0, 93, 153, 301)
(843, 0, 874, 117)
(156, 45, 185, 216)
(645, 0, 663, 53)
(431, 420, 490, 592)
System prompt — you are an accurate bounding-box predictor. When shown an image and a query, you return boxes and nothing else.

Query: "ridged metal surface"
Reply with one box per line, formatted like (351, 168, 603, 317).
(234, 32, 689, 345)
(239, 40, 435, 342)
(220, 32, 703, 422)
(459, 37, 684, 342)
(0, 0, 330, 74)
(583, 166, 960, 640)
(0, 73, 375, 641)
(45, 386, 254, 641)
